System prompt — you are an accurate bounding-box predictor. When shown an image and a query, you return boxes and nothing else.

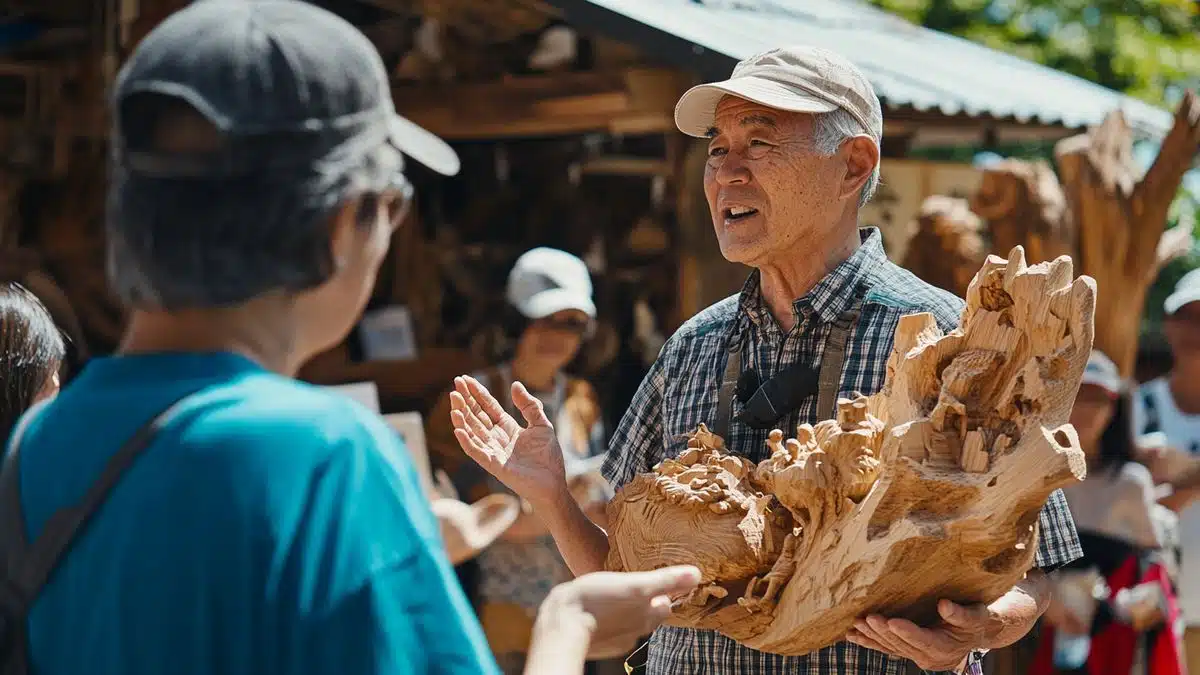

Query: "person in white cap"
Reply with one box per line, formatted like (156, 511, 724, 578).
(1133, 268, 1200, 672)
(448, 45, 1081, 675)
(428, 246, 613, 674)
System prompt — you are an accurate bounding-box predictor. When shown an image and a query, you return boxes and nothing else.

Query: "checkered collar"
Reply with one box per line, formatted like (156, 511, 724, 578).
(737, 227, 887, 329)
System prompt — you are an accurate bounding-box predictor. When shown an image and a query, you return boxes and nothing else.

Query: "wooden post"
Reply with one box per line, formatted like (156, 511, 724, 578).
(966, 92, 1200, 376)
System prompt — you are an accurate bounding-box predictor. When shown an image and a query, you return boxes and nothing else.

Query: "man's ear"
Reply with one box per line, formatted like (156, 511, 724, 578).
(326, 197, 365, 273)
(840, 136, 880, 202)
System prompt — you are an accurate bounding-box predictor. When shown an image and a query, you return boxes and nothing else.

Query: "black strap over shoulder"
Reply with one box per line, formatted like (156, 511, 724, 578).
(0, 389, 202, 673)
(713, 295, 864, 439)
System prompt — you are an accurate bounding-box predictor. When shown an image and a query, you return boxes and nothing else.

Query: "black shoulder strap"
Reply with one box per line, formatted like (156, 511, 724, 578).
(0, 390, 202, 625)
(815, 296, 864, 421)
(713, 337, 743, 440)
(713, 295, 865, 439)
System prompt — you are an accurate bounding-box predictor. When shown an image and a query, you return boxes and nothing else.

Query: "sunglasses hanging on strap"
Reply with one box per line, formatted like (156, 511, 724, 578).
(713, 296, 863, 438)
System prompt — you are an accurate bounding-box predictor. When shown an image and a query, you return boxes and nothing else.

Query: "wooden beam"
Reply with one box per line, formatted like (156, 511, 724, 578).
(394, 67, 690, 139)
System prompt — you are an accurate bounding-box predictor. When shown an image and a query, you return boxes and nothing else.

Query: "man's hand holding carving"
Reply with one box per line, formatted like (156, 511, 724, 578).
(847, 570, 1051, 673)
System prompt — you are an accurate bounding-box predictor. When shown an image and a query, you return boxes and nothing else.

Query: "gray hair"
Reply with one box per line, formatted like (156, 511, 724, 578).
(810, 108, 880, 207)
(106, 105, 395, 311)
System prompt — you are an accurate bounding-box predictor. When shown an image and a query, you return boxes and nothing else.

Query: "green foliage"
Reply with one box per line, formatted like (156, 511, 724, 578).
(869, 0, 1200, 107)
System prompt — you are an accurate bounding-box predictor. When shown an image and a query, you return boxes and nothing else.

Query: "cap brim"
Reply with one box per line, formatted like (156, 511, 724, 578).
(518, 289, 597, 319)
(674, 76, 839, 138)
(1080, 374, 1121, 397)
(1164, 288, 1200, 316)
(388, 115, 460, 177)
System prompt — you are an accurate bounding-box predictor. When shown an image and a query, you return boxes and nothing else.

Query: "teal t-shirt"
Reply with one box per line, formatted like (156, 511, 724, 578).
(10, 352, 499, 675)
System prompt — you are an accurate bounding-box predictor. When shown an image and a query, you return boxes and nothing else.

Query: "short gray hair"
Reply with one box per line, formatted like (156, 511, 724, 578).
(811, 108, 880, 207)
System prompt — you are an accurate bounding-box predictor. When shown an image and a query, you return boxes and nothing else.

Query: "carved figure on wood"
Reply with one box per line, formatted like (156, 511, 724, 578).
(605, 246, 1093, 656)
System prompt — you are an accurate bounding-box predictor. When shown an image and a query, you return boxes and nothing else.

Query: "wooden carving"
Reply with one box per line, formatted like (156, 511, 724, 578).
(605, 247, 1093, 656)
(968, 91, 1200, 376)
(900, 195, 988, 298)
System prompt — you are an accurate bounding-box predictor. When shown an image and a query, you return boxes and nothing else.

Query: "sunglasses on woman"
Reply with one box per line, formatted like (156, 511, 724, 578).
(535, 315, 594, 336)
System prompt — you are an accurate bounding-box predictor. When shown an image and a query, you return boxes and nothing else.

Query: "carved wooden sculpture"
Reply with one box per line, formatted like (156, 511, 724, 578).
(900, 195, 988, 298)
(605, 247, 1093, 656)
(969, 91, 1200, 375)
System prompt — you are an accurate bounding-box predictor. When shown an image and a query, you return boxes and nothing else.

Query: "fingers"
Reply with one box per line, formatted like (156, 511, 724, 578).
(640, 595, 673, 628)
(451, 380, 494, 432)
(883, 618, 942, 655)
(623, 565, 703, 599)
(511, 381, 554, 429)
(937, 599, 989, 628)
(846, 629, 889, 653)
(852, 616, 911, 658)
(451, 394, 496, 442)
(452, 424, 496, 467)
(462, 376, 521, 435)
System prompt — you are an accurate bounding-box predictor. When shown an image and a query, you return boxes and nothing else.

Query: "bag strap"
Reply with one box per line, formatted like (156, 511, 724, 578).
(714, 296, 864, 439)
(0, 390, 202, 614)
(713, 337, 743, 440)
(815, 296, 863, 421)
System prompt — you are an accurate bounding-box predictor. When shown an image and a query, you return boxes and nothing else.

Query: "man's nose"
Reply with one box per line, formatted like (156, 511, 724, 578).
(714, 152, 751, 186)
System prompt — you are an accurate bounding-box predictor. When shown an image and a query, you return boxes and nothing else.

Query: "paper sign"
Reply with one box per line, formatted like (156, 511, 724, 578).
(385, 411, 435, 497)
(359, 306, 418, 361)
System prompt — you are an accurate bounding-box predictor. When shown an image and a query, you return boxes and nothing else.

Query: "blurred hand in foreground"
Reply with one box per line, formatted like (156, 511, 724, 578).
(525, 565, 702, 674)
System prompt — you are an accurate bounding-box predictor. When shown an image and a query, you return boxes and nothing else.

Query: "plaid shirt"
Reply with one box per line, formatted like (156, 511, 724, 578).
(602, 228, 1082, 675)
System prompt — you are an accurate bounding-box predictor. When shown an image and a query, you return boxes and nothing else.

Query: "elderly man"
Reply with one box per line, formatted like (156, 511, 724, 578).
(449, 46, 1081, 675)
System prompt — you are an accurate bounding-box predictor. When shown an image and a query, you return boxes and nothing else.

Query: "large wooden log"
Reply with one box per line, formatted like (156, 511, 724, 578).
(1059, 92, 1200, 375)
(967, 92, 1200, 376)
(605, 246, 1092, 656)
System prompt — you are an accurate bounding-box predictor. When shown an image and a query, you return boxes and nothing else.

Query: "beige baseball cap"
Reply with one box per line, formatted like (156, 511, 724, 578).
(674, 45, 883, 143)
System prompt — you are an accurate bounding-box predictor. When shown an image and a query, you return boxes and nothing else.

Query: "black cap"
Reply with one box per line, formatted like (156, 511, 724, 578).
(111, 0, 459, 179)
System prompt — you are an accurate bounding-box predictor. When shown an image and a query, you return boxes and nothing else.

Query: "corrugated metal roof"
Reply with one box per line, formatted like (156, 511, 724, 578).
(561, 0, 1176, 139)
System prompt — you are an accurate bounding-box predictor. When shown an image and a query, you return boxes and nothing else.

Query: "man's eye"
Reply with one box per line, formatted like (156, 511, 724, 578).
(708, 147, 727, 157)
(749, 140, 770, 147)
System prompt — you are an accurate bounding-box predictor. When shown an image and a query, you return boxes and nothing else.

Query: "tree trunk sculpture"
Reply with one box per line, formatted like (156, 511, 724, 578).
(900, 195, 988, 298)
(605, 246, 1093, 656)
(969, 92, 1200, 376)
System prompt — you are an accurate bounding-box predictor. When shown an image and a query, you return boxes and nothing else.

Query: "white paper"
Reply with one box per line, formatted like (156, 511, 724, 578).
(385, 412, 435, 497)
(358, 305, 418, 361)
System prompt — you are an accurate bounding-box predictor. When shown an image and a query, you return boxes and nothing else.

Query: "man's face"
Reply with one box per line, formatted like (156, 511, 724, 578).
(1165, 301, 1200, 363)
(702, 96, 868, 268)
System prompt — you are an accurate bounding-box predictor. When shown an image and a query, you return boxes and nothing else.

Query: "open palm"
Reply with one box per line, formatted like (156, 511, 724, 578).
(448, 375, 567, 504)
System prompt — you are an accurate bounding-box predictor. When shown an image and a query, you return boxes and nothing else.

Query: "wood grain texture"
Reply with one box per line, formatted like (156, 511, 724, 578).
(605, 246, 1093, 656)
